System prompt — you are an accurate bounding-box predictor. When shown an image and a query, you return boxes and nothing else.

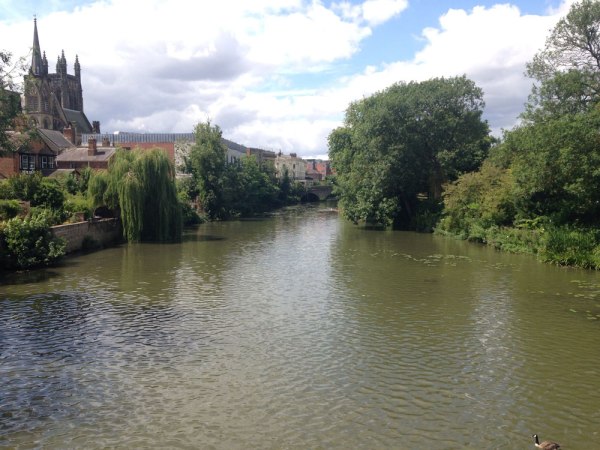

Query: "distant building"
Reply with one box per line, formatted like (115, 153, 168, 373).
(246, 147, 277, 166)
(56, 137, 116, 170)
(274, 152, 306, 181)
(22, 18, 98, 145)
(80, 132, 249, 174)
(305, 159, 333, 181)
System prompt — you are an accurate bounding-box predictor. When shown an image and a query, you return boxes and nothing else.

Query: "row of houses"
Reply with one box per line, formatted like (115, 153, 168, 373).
(0, 128, 333, 183)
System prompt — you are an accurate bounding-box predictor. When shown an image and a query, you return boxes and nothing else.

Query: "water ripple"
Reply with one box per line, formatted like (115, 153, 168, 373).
(1, 207, 600, 448)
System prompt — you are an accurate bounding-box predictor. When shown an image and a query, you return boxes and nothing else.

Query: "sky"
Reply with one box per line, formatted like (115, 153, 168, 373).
(0, 0, 578, 159)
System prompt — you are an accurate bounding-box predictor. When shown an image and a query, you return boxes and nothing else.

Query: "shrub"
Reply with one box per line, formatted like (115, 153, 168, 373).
(63, 194, 92, 221)
(32, 179, 65, 209)
(1, 211, 66, 269)
(440, 161, 516, 236)
(7, 172, 42, 201)
(180, 199, 202, 226)
(540, 226, 600, 269)
(0, 199, 21, 220)
(0, 180, 15, 199)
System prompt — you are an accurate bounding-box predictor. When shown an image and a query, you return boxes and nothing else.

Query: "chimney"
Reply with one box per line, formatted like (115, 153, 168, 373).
(88, 138, 97, 156)
(102, 137, 110, 147)
(63, 126, 75, 144)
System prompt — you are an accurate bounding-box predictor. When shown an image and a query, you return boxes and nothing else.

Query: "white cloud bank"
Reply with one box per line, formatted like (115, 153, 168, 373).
(0, 0, 575, 158)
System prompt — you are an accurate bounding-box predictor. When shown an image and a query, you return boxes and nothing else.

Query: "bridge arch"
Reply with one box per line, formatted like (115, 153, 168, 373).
(301, 185, 333, 202)
(300, 192, 320, 202)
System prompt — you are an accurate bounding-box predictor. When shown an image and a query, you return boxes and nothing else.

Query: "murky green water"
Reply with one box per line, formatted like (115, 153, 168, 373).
(1, 204, 599, 449)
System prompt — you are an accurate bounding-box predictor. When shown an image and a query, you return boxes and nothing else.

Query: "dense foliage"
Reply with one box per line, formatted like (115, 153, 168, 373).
(0, 211, 65, 270)
(438, 0, 600, 269)
(0, 171, 95, 270)
(329, 75, 491, 229)
(1, 50, 26, 155)
(88, 148, 182, 242)
(184, 120, 303, 220)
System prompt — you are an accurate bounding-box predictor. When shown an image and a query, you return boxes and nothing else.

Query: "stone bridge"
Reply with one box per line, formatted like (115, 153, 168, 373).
(301, 184, 334, 202)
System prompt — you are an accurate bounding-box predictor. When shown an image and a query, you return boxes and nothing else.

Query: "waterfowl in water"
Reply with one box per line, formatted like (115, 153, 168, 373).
(533, 434, 561, 450)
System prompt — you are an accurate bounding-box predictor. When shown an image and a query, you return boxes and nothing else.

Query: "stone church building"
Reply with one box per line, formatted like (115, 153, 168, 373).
(22, 18, 98, 144)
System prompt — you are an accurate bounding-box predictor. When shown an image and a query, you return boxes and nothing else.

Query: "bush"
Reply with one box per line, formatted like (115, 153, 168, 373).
(29, 206, 67, 226)
(63, 194, 92, 221)
(7, 172, 42, 201)
(180, 199, 202, 226)
(32, 179, 65, 209)
(540, 226, 600, 269)
(0, 180, 15, 199)
(1, 211, 66, 269)
(439, 161, 517, 236)
(0, 199, 21, 220)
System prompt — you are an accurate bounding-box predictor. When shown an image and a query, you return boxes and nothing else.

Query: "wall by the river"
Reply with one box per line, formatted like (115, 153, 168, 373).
(51, 218, 122, 254)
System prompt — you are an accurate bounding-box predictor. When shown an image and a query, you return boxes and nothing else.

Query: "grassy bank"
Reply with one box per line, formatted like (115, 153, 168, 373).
(436, 224, 600, 270)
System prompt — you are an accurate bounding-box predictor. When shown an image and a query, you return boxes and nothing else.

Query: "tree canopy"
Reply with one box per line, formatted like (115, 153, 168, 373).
(0, 51, 23, 155)
(439, 1, 600, 268)
(88, 148, 182, 242)
(525, 0, 600, 120)
(329, 75, 490, 228)
(187, 120, 228, 220)
(183, 119, 301, 220)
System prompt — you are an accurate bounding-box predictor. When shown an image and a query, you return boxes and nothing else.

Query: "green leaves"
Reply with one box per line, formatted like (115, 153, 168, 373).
(88, 149, 182, 242)
(526, 0, 600, 120)
(329, 76, 490, 228)
(188, 120, 228, 220)
(1, 211, 66, 269)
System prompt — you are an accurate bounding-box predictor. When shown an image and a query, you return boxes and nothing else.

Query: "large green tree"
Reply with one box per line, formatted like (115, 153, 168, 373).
(441, 0, 600, 257)
(493, 0, 600, 225)
(88, 148, 182, 242)
(187, 120, 228, 220)
(329, 75, 490, 228)
(525, 0, 600, 120)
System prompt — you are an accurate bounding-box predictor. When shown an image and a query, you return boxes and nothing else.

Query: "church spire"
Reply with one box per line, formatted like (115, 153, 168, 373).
(31, 17, 43, 76)
(74, 54, 81, 79)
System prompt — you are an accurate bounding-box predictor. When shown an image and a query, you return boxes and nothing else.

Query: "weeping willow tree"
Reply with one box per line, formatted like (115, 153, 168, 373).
(88, 148, 182, 242)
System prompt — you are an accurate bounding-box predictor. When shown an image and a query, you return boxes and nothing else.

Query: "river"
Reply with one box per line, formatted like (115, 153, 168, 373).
(1, 204, 599, 449)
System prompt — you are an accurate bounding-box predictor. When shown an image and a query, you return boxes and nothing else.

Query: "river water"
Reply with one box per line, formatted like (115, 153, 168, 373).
(1, 204, 599, 449)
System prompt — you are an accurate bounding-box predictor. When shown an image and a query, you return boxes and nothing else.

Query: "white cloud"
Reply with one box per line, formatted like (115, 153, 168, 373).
(321, 2, 566, 136)
(333, 0, 408, 26)
(361, 0, 409, 26)
(0, 0, 574, 158)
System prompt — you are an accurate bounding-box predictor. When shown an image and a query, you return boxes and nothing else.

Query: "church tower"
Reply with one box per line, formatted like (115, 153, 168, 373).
(23, 18, 95, 142)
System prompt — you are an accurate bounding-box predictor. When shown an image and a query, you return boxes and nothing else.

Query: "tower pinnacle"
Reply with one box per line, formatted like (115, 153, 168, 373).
(31, 17, 43, 76)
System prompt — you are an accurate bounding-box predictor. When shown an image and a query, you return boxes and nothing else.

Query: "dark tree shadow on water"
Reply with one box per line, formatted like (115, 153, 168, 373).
(181, 234, 226, 243)
(0, 269, 61, 286)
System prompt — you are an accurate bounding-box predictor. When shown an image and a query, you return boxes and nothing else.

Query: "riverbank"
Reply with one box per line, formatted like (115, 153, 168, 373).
(436, 223, 600, 270)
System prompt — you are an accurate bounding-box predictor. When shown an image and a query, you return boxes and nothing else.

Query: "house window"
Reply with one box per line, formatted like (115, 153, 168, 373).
(41, 156, 48, 169)
(49, 157, 55, 169)
(20, 154, 36, 172)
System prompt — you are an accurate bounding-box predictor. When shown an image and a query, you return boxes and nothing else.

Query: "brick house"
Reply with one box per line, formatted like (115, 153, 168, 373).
(0, 128, 75, 178)
(56, 137, 117, 170)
